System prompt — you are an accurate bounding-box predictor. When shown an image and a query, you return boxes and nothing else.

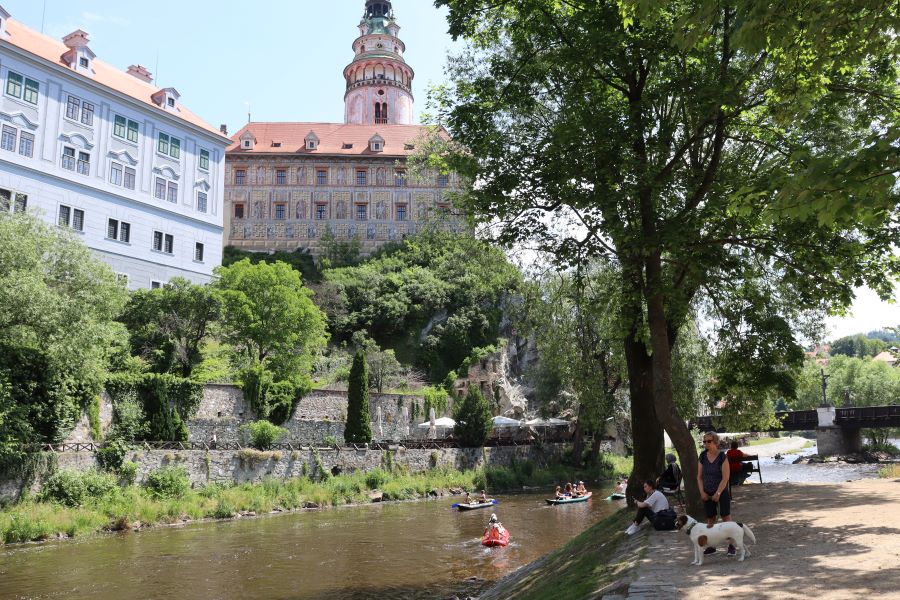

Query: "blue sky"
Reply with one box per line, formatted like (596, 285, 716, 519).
(2, 0, 457, 131)
(4, 0, 896, 340)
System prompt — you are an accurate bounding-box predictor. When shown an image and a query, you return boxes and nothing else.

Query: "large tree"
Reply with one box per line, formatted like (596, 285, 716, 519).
(431, 0, 900, 512)
(344, 351, 372, 444)
(0, 212, 127, 449)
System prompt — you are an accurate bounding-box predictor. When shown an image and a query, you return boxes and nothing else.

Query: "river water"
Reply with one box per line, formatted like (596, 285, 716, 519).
(0, 485, 620, 600)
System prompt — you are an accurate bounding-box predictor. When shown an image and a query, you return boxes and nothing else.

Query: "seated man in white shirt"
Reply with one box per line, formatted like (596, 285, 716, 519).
(625, 479, 671, 535)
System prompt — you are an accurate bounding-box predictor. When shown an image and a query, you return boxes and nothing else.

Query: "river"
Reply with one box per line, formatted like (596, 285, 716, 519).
(0, 485, 620, 600)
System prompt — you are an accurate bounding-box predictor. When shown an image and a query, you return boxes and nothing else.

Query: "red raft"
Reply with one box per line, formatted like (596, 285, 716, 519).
(481, 526, 510, 547)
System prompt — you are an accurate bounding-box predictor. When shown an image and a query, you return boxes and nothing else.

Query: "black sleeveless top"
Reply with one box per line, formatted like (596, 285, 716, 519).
(699, 449, 726, 494)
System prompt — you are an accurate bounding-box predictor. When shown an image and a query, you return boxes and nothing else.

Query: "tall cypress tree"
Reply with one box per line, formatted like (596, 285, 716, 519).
(453, 386, 492, 447)
(345, 351, 372, 444)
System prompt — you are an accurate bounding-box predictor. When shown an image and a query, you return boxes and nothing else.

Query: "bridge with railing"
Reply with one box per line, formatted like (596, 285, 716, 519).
(689, 405, 900, 455)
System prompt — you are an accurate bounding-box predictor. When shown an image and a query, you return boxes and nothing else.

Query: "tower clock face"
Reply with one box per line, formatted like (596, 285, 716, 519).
(378, 89, 385, 96)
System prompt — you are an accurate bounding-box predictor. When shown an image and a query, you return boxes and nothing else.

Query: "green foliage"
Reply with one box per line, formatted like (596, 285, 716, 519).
(453, 386, 492, 447)
(240, 421, 288, 450)
(0, 375, 30, 471)
(190, 341, 235, 385)
(793, 355, 900, 410)
(365, 468, 390, 490)
(40, 470, 118, 507)
(87, 396, 102, 441)
(222, 245, 320, 283)
(96, 439, 131, 472)
(829, 335, 889, 359)
(351, 332, 405, 393)
(118, 278, 222, 378)
(317, 227, 362, 270)
(0, 212, 128, 447)
(105, 373, 201, 441)
(216, 260, 327, 402)
(322, 435, 339, 447)
(266, 381, 299, 424)
(144, 466, 190, 499)
(322, 231, 522, 381)
(422, 386, 450, 418)
(344, 352, 372, 444)
(118, 461, 138, 486)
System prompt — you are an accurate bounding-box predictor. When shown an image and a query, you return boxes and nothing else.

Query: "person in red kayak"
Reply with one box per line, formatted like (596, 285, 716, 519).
(485, 513, 506, 536)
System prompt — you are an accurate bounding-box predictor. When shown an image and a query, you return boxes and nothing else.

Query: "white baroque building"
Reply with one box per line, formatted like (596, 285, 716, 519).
(0, 6, 230, 289)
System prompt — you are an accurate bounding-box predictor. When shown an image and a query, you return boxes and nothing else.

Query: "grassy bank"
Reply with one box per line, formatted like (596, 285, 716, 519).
(480, 509, 639, 600)
(878, 463, 900, 479)
(0, 455, 631, 545)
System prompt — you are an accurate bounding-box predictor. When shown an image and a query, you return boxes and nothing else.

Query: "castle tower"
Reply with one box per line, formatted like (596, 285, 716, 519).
(344, 0, 415, 125)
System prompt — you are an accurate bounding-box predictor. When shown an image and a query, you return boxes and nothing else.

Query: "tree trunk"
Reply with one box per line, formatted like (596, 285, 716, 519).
(643, 250, 703, 516)
(623, 327, 664, 506)
(571, 414, 584, 468)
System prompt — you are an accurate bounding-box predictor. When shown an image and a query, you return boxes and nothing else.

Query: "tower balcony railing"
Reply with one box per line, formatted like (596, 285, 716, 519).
(345, 78, 411, 95)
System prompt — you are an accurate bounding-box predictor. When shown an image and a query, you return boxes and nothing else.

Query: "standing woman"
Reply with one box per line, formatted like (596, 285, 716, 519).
(697, 431, 735, 556)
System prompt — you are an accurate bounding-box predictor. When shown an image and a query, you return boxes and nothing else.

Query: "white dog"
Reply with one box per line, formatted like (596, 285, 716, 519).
(674, 515, 756, 566)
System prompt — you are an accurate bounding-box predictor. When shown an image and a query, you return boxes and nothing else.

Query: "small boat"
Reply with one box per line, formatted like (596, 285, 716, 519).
(546, 491, 593, 505)
(456, 499, 497, 511)
(608, 492, 626, 500)
(482, 527, 510, 547)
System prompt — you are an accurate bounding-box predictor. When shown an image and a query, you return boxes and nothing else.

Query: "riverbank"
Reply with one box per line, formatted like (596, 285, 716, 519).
(0, 457, 630, 546)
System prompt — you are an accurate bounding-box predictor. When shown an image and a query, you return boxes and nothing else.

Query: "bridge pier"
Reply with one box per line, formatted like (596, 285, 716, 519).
(816, 407, 862, 456)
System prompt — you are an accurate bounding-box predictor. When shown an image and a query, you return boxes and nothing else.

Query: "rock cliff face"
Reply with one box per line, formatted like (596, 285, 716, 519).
(453, 333, 540, 418)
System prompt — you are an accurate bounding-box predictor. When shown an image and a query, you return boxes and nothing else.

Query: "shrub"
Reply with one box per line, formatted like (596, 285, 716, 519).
(266, 381, 297, 425)
(96, 439, 130, 472)
(365, 468, 390, 489)
(323, 435, 340, 447)
(240, 420, 288, 450)
(453, 386, 492, 447)
(344, 351, 372, 443)
(145, 466, 190, 499)
(87, 396, 102, 441)
(41, 470, 118, 507)
(119, 461, 138, 486)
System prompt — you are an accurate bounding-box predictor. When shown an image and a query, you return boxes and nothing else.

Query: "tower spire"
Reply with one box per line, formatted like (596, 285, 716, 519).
(344, 0, 415, 125)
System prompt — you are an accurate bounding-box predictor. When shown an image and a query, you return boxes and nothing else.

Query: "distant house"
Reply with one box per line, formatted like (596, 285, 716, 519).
(872, 351, 897, 366)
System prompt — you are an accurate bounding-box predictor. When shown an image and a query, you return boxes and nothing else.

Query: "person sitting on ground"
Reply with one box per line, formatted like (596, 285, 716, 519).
(726, 441, 751, 485)
(554, 485, 564, 499)
(485, 513, 506, 535)
(658, 454, 682, 491)
(564, 482, 574, 497)
(575, 481, 587, 496)
(625, 480, 670, 535)
(479, 489, 489, 503)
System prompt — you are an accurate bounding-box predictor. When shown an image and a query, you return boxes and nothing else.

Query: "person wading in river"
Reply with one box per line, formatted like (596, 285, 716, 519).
(698, 431, 735, 556)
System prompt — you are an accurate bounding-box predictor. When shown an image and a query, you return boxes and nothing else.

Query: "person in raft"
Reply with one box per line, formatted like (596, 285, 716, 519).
(614, 479, 627, 495)
(479, 489, 489, 503)
(574, 481, 587, 496)
(554, 485, 565, 499)
(464, 492, 476, 505)
(625, 480, 670, 535)
(564, 482, 574, 496)
(485, 513, 506, 536)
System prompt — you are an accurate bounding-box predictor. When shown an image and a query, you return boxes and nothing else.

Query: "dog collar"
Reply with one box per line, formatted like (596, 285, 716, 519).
(685, 522, 697, 535)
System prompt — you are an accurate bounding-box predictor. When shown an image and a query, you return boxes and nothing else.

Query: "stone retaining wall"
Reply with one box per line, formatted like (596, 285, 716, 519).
(0, 444, 568, 502)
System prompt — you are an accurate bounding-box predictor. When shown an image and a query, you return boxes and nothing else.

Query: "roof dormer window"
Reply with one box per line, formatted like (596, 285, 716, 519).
(167, 97, 175, 108)
(369, 134, 385, 153)
(239, 131, 256, 151)
(305, 131, 319, 151)
(0, 6, 10, 40)
(152, 87, 181, 112)
(61, 30, 95, 76)
(79, 57, 89, 68)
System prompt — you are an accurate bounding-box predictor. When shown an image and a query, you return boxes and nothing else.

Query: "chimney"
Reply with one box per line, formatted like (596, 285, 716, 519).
(219, 124, 228, 136)
(126, 64, 153, 84)
(62, 29, 90, 49)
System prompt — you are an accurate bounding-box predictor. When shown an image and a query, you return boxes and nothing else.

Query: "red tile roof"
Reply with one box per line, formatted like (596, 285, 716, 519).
(228, 122, 443, 156)
(2, 17, 226, 139)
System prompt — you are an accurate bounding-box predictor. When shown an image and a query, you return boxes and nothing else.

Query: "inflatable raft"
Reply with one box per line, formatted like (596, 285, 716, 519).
(456, 499, 497, 511)
(482, 526, 510, 547)
(546, 491, 593, 505)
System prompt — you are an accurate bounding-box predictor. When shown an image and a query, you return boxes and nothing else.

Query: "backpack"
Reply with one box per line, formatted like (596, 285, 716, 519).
(652, 508, 678, 531)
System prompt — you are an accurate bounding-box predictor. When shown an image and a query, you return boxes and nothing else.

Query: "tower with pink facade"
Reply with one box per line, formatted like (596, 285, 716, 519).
(344, 0, 415, 125)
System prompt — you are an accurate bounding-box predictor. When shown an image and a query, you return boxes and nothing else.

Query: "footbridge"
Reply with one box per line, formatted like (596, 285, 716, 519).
(688, 405, 900, 456)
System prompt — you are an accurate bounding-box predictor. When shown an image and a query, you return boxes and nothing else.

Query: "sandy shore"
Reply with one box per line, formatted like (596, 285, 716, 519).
(635, 477, 900, 599)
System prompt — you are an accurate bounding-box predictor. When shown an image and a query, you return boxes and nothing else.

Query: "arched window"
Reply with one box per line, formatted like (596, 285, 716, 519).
(375, 102, 388, 124)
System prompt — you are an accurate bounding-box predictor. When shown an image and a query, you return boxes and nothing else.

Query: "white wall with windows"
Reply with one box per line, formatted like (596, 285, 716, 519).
(0, 46, 227, 288)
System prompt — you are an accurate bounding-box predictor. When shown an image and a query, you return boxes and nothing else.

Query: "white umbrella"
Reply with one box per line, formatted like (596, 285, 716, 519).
(525, 417, 569, 427)
(376, 406, 383, 439)
(492, 416, 523, 428)
(401, 406, 409, 438)
(417, 417, 457, 428)
(429, 407, 437, 439)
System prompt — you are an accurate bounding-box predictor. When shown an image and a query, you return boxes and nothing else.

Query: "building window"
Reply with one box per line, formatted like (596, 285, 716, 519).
(157, 132, 181, 159)
(356, 204, 367, 221)
(306, 140, 317, 150)
(155, 177, 167, 200)
(234, 204, 245, 219)
(275, 203, 285, 220)
(276, 169, 287, 185)
(394, 170, 407, 187)
(61, 147, 76, 170)
(23, 78, 39, 105)
(195, 242, 204, 262)
(124, 167, 136, 190)
(0, 125, 16, 152)
(197, 191, 208, 213)
(167, 181, 178, 203)
(396, 205, 407, 222)
(0, 189, 9, 211)
(374, 102, 388, 125)
(18, 132, 34, 157)
(77, 151, 90, 175)
(6, 72, 22, 98)
(167, 97, 175, 108)
(356, 170, 367, 186)
(438, 174, 450, 187)
(235, 169, 246, 185)
(67, 96, 93, 126)
(59, 205, 84, 231)
(107, 218, 131, 243)
(114, 115, 140, 143)
(3, 191, 27, 213)
(315, 204, 327, 220)
(199, 149, 210, 171)
(14, 193, 26, 213)
(150, 280, 163, 290)
(153, 231, 174, 254)
(109, 162, 123, 186)
(316, 169, 327, 185)
(79, 57, 90, 68)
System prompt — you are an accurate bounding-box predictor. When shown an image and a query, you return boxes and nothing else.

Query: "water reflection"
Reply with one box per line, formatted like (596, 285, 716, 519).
(0, 486, 619, 600)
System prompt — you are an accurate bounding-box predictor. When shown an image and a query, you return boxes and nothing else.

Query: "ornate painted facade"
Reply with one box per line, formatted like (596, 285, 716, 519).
(224, 1, 462, 256)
